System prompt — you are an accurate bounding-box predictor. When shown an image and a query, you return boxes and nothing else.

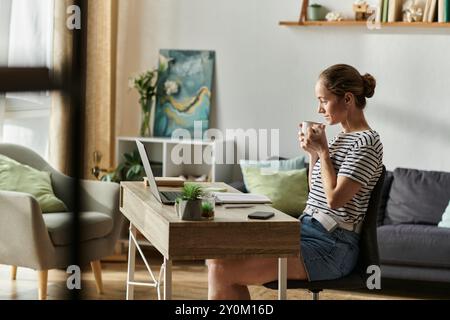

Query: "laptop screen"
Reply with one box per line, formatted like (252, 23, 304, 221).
(136, 140, 163, 203)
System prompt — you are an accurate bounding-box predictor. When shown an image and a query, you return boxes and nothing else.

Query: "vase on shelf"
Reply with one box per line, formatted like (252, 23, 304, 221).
(140, 98, 155, 137)
(307, 4, 326, 21)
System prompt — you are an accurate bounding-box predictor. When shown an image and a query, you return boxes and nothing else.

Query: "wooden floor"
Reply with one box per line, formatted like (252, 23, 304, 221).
(1, 248, 449, 300)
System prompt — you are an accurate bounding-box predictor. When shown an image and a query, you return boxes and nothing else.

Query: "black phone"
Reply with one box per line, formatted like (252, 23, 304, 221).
(248, 211, 275, 220)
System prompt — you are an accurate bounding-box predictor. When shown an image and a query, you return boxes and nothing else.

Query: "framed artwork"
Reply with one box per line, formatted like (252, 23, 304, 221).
(153, 49, 215, 138)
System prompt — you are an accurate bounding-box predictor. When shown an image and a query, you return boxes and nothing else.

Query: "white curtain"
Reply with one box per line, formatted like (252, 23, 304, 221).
(0, 0, 54, 159)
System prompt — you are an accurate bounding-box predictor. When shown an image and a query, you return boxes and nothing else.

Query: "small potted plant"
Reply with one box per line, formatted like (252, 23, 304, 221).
(201, 200, 215, 220)
(307, 3, 326, 21)
(175, 184, 204, 221)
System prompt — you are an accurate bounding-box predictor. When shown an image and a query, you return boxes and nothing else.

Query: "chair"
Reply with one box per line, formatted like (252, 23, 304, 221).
(263, 166, 386, 300)
(0, 143, 124, 299)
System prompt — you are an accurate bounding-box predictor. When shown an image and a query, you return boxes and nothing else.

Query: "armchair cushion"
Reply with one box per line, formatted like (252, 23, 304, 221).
(0, 155, 67, 213)
(43, 211, 113, 246)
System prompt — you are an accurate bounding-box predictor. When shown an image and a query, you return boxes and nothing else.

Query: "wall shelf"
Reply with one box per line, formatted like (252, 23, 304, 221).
(283, 0, 450, 28)
(279, 21, 450, 28)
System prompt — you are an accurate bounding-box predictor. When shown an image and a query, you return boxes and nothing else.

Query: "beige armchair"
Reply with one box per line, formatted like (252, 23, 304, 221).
(0, 143, 124, 299)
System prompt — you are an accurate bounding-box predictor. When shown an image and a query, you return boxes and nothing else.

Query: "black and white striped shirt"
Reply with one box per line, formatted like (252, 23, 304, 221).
(306, 130, 384, 226)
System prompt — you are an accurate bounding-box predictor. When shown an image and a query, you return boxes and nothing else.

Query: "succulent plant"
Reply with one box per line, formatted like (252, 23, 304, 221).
(180, 183, 203, 201)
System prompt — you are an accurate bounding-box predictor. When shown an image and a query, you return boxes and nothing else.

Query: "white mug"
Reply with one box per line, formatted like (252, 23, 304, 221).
(301, 121, 322, 135)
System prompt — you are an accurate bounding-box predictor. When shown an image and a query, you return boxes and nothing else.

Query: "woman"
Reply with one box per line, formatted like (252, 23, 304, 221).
(207, 64, 384, 300)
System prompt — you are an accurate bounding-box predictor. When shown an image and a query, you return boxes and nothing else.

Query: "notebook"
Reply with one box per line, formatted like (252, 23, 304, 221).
(213, 192, 272, 204)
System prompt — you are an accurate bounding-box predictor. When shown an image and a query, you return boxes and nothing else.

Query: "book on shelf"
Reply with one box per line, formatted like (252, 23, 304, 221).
(388, 0, 403, 22)
(376, 0, 383, 23)
(438, 0, 445, 22)
(382, 0, 390, 22)
(442, 0, 450, 22)
(429, 0, 438, 22)
(424, 0, 431, 22)
(447, 0, 450, 21)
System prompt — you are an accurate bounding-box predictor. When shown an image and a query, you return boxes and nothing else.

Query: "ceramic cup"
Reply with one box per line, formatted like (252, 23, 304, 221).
(301, 121, 322, 136)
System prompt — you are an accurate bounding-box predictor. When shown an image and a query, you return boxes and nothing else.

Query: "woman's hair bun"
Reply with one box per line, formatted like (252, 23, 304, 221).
(362, 73, 376, 98)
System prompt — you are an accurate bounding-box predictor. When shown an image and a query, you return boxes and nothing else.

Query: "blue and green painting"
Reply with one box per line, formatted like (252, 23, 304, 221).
(154, 50, 215, 138)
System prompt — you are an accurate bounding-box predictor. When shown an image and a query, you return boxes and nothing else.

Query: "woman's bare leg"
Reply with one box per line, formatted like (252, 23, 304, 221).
(207, 256, 307, 300)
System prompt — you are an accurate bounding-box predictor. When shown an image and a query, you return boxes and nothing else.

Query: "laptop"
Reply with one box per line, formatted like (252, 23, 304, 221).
(136, 140, 182, 205)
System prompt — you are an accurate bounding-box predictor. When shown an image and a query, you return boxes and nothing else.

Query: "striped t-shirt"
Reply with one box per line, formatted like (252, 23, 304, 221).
(306, 130, 384, 226)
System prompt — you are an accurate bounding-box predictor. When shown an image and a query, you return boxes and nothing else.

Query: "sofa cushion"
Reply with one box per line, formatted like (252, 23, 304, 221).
(384, 168, 450, 225)
(378, 224, 450, 268)
(240, 156, 306, 190)
(43, 211, 113, 246)
(240, 156, 305, 172)
(242, 167, 308, 217)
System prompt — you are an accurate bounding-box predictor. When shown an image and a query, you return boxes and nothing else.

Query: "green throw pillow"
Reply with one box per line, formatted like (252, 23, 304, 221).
(242, 167, 308, 218)
(0, 154, 67, 213)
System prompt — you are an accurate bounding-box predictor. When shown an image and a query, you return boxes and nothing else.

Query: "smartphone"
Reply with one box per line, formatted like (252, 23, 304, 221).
(248, 211, 275, 220)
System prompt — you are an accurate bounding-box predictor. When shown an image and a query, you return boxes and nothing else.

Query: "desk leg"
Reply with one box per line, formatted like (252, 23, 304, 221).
(163, 258, 172, 300)
(278, 258, 287, 300)
(126, 223, 137, 300)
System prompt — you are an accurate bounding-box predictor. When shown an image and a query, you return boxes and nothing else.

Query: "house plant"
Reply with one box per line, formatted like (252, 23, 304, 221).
(129, 55, 178, 137)
(175, 184, 204, 221)
(100, 149, 145, 183)
(130, 69, 158, 137)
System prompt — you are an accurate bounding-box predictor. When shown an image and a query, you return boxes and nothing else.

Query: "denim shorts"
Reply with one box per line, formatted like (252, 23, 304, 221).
(300, 215, 360, 282)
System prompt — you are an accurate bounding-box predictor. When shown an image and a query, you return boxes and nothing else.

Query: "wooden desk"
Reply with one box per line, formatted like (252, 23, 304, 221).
(119, 182, 300, 300)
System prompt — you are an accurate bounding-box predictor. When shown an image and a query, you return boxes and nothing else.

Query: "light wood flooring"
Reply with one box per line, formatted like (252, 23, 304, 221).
(1, 248, 449, 300)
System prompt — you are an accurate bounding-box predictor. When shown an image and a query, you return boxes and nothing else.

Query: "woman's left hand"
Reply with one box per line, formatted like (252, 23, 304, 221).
(303, 124, 329, 158)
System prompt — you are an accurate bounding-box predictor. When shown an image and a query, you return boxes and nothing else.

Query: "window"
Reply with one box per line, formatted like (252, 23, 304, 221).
(0, 0, 54, 159)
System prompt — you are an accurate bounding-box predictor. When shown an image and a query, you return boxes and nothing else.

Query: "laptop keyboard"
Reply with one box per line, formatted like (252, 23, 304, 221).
(161, 191, 182, 201)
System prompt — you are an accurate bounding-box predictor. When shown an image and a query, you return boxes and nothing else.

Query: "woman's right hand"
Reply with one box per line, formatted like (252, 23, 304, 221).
(298, 123, 318, 157)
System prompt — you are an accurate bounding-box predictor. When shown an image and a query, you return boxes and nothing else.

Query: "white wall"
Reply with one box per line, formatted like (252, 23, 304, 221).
(116, 0, 450, 172)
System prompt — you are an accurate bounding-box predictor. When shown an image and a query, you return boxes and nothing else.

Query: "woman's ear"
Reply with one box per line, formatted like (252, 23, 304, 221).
(344, 92, 354, 106)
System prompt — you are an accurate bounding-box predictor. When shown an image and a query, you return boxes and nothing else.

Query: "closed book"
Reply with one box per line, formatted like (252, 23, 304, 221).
(446, 0, 450, 21)
(382, 0, 390, 22)
(424, 0, 431, 22)
(213, 192, 272, 204)
(438, 0, 445, 22)
(429, 0, 437, 21)
(376, 0, 383, 22)
(388, 0, 402, 22)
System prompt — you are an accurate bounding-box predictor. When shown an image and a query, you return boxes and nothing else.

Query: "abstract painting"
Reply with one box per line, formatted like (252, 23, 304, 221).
(153, 49, 215, 138)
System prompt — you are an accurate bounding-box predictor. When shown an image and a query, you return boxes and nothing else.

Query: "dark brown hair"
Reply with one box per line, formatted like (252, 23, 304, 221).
(319, 64, 376, 109)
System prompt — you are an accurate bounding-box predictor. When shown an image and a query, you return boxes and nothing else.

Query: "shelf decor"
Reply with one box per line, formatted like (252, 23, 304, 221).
(353, 1, 370, 21)
(307, 3, 326, 21)
(129, 68, 159, 137)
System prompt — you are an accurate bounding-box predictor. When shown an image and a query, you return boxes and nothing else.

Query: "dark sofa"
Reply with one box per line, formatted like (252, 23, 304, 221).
(376, 168, 450, 283)
(230, 166, 450, 283)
